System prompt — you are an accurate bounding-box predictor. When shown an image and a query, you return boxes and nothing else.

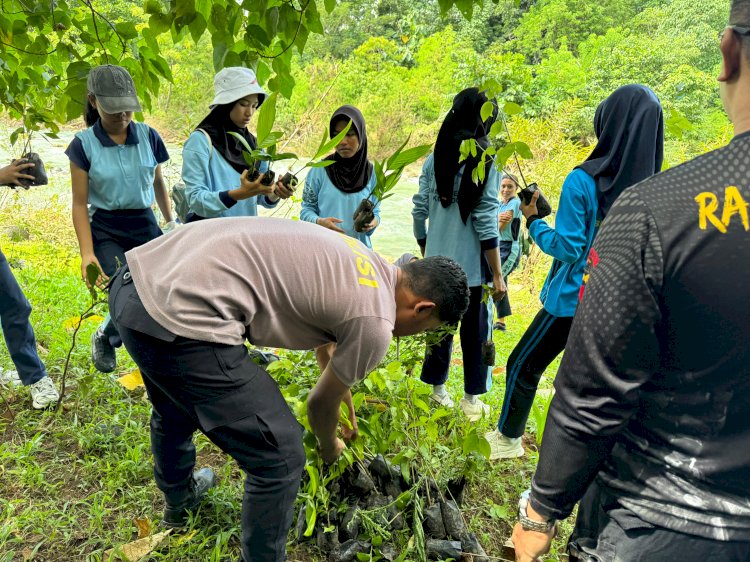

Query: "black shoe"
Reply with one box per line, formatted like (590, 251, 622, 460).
(162, 468, 216, 528)
(91, 328, 116, 373)
(493, 321, 507, 332)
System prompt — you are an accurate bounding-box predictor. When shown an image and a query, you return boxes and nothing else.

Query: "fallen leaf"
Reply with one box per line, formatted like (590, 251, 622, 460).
(134, 517, 151, 539)
(492, 366, 506, 376)
(21, 547, 33, 561)
(117, 369, 144, 391)
(62, 314, 104, 330)
(104, 529, 171, 561)
(175, 529, 197, 545)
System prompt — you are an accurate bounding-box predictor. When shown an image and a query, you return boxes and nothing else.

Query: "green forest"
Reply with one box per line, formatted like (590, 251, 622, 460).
(0, 0, 736, 561)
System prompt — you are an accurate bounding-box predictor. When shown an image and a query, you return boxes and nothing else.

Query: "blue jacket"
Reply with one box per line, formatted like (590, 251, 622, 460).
(412, 153, 500, 287)
(531, 168, 598, 317)
(181, 130, 276, 218)
(300, 167, 379, 248)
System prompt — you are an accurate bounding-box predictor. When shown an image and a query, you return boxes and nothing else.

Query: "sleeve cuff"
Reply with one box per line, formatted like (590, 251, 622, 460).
(219, 191, 237, 209)
(264, 195, 279, 206)
(480, 237, 499, 251)
(526, 215, 541, 229)
(528, 494, 565, 522)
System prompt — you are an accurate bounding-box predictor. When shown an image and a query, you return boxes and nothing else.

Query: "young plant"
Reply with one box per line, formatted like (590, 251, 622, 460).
(352, 138, 432, 233)
(228, 92, 297, 186)
(280, 119, 354, 190)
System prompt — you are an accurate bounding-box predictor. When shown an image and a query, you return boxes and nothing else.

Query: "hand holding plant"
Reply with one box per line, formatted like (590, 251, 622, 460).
(80, 254, 108, 291)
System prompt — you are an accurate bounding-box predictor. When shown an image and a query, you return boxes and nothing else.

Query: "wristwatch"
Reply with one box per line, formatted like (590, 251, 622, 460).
(518, 489, 555, 533)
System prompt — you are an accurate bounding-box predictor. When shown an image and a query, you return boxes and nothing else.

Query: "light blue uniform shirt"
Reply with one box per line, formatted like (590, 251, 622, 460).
(498, 197, 522, 241)
(181, 130, 276, 218)
(412, 153, 500, 287)
(300, 166, 379, 248)
(530, 168, 598, 317)
(73, 122, 163, 217)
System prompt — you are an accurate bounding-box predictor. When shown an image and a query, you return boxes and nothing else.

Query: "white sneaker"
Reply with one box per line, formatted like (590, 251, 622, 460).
(484, 429, 524, 460)
(0, 368, 22, 387)
(429, 392, 455, 408)
(29, 376, 60, 409)
(460, 398, 490, 422)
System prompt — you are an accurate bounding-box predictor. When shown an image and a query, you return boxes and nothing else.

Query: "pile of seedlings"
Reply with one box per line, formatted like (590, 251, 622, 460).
(294, 454, 490, 561)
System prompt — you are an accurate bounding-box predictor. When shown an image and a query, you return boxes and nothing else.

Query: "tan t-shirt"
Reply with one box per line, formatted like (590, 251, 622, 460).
(125, 217, 398, 386)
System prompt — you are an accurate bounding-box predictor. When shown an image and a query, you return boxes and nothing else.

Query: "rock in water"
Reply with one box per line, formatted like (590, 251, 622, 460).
(426, 539, 462, 560)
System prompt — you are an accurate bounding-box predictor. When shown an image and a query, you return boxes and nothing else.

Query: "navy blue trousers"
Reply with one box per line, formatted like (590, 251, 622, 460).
(0, 249, 46, 385)
(497, 308, 573, 438)
(91, 208, 162, 344)
(420, 286, 494, 395)
(109, 270, 305, 562)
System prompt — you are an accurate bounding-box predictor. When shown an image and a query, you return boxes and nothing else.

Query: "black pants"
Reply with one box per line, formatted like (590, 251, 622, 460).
(109, 270, 305, 562)
(420, 286, 494, 395)
(497, 308, 573, 438)
(569, 480, 750, 561)
(91, 208, 162, 345)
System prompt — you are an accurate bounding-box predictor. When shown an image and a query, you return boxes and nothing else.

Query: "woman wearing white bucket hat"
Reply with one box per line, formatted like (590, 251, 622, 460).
(181, 67, 294, 221)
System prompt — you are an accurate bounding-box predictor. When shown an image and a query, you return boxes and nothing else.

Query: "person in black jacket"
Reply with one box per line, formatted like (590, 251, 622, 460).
(511, 2, 750, 560)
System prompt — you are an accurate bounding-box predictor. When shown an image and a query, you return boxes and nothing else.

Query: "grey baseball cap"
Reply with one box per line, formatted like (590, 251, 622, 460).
(87, 65, 142, 114)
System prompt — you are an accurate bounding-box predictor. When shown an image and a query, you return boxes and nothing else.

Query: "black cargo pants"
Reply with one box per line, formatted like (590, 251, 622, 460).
(109, 267, 305, 562)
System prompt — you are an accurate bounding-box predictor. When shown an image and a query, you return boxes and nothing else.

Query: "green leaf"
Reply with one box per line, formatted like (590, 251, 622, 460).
(489, 121, 504, 138)
(324, 0, 336, 13)
(387, 143, 432, 170)
(228, 131, 254, 153)
(312, 120, 352, 160)
(85, 263, 101, 294)
(256, 91, 278, 144)
(480, 101, 495, 123)
(503, 101, 523, 116)
(115, 22, 138, 40)
(304, 501, 317, 537)
(462, 429, 490, 459)
(514, 141, 533, 160)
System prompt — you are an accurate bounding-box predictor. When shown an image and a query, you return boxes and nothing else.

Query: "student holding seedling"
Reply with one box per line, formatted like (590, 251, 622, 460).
(487, 84, 664, 460)
(494, 172, 523, 332)
(412, 87, 505, 422)
(107, 217, 469, 562)
(301, 105, 379, 247)
(513, 5, 750, 558)
(66, 65, 173, 374)
(181, 67, 293, 222)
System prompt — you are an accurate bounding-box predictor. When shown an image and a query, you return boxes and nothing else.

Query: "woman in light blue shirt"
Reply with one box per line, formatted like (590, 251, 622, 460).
(494, 172, 523, 331)
(181, 67, 293, 221)
(301, 106, 379, 248)
(411, 88, 504, 422)
(67, 65, 173, 374)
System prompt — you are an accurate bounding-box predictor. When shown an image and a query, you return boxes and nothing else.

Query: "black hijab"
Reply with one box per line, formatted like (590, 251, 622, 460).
(434, 88, 498, 224)
(325, 105, 373, 194)
(577, 84, 664, 218)
(196, 103, 258, 175)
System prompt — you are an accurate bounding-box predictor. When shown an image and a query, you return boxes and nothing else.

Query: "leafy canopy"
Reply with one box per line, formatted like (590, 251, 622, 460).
(0, 0, 488, 141)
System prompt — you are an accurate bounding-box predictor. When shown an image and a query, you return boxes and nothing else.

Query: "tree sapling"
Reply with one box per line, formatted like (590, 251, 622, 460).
(352, 138, 432, 232)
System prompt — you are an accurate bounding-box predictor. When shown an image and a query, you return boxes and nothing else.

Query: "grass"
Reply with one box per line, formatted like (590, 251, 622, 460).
(0, 172, 567, 561)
